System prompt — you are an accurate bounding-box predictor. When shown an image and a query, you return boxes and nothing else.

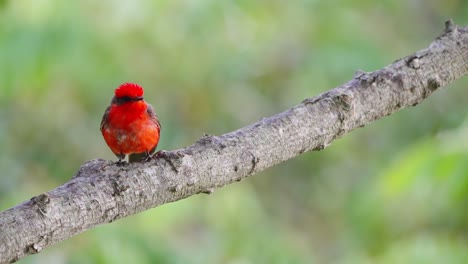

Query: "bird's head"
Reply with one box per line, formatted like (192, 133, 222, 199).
(113, 83, 144, 104)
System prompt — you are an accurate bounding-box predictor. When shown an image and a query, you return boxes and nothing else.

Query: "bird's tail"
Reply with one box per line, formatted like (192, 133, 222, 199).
(128, 152, 147, 163)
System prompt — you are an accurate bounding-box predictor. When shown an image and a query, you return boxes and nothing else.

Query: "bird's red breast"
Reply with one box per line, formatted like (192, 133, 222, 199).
(100, 83, 161, 160)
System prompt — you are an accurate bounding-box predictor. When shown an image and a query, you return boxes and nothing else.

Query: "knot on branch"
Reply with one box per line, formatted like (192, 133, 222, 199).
(154, 150, 185, 173)
(31, 193, 50, 216)
(247, 151, 259, 175)
(166, 179, 201, 196)
(199, 188, 214, 195)
(332, 93, 353, 114)
(406, 50, 431, 70)
(354, 69, 368, 79)
(313, 142, 329, 151)
(407, 56, 420, 69)
(74, 159, 108, 178)
(354, 70, 377, 84)
(427, 76, 442, 91)
(197, 134, 227, 150)
(167, 184, 183, 193)
(110, 175, 130, 196)
(445, 19, 457, 34)
(25, 233, 51, 256)
(331, 91, 355, 137)
(26, 243, 42, 254)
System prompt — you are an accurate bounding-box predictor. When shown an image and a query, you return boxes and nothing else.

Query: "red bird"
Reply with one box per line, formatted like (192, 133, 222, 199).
(100, 83, 161, 163)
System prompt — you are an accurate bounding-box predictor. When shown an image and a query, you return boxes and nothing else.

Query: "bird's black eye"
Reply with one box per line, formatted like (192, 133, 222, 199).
(113, 96, 143, 105)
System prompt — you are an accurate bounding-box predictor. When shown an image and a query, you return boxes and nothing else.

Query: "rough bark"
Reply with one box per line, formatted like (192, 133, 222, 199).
(0, 20, 467, 263)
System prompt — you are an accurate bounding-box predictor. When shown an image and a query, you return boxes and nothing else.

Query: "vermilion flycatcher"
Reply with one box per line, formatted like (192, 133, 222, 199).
(100, 83, 161, 163)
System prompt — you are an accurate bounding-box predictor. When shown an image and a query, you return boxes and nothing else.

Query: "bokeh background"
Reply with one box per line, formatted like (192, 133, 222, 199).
(1, 0, 467, 263)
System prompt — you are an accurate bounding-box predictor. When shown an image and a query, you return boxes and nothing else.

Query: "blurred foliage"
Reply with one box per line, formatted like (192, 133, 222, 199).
(0, 0, 467, 263)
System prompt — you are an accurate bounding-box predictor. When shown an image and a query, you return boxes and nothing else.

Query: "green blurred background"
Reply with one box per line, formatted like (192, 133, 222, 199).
(1, 0, 467, 263)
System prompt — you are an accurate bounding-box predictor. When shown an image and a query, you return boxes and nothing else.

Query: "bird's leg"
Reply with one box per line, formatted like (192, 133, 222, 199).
(143, 150, 153, 162)
(115, 153, 127, 166)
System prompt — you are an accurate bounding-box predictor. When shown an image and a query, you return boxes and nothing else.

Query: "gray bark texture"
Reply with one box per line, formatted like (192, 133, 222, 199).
(1, 20, 467, 263)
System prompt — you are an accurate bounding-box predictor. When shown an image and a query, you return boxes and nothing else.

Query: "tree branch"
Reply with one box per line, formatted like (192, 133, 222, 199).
(1, 20, 467, 263)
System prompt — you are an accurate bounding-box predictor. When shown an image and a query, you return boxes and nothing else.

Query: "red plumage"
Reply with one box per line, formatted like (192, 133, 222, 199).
(114, 83, 144, 98)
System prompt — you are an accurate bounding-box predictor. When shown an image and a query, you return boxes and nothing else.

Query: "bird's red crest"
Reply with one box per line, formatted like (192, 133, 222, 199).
(114, 83, 144, 98)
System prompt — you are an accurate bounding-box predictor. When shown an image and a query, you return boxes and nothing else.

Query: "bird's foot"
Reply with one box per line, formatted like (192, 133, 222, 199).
(142, 154, 153, 162)
(115, 159, 127, 166)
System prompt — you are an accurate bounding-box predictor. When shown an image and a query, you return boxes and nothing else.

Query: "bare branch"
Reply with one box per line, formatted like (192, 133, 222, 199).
(1, 20, 467, 263)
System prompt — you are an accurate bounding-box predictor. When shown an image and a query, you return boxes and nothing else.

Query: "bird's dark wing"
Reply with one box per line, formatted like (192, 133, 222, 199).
(146, 104, 161, 133)
(100, 105, 111, 131)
